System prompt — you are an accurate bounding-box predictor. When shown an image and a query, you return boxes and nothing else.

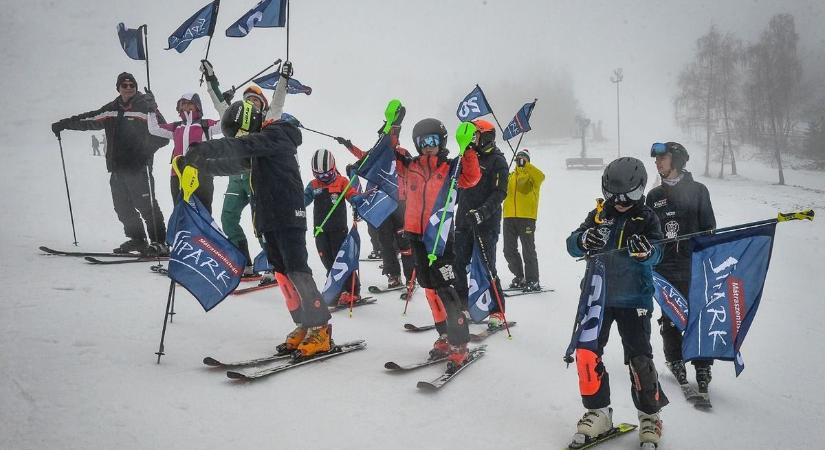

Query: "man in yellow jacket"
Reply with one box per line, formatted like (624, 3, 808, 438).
(503, 149, 545, 291)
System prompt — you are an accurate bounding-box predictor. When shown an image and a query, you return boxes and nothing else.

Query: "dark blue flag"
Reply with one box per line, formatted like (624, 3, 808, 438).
(683, 224, 776, 376)
(467, 241, 493, 322)
(356, 135, 399, 201)
(502, 100, 537, 141)
(422, 158, 459, 259)
(356, 181, 398, 229)
(252, 71, 312, 95)
(116, 23, 146, 60)
(321, 227, 361, 305)
(564, 257, 607, 363)
(226, 0, 287, 37)
(652, 271, 689, 331)
(166, 1, 220, 53)
(455, 85, 492, 121)
(166, 196, 246, 312)
(253, 249, 273, 273)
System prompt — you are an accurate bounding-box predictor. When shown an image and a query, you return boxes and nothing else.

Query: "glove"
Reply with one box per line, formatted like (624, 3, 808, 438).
(280, 61, 293, 79)
(200, 59, 217, 81)
(51, 120, 66, 137)
(221, 89, 235, 104)
(627, 234, 653, 261)
(579, 227, 608, 251)
(143, 90, 157, 110)
(335, 136, 353, 149)
(467, 207, 487, 225)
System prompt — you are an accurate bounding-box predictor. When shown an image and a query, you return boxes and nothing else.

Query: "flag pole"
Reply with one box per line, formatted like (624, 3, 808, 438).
(286, 0, 291, 61)
(200, 0, 221, 86)
(477, 84, 517, 158)
(507, 133, 525, 169)
(142, 25, 151, 91)
(224, 59, 283, 97)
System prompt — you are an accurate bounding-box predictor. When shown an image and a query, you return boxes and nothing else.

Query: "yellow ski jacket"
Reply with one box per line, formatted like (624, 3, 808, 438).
(503, 162, 545, 219)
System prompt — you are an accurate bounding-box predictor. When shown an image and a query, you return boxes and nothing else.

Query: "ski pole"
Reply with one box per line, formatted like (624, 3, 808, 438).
(55, 135, 79, 246)
(507, 133, 526, 169)
(402, 268, 417, 316)
(156, 280, 175, 363)
(299, 124, 337, 139)
(223, 59, 283, 99)
(471, 223, 512, 339)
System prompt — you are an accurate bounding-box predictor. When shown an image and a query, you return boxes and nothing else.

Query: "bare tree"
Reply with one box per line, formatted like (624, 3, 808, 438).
(716, 33, 744, 177)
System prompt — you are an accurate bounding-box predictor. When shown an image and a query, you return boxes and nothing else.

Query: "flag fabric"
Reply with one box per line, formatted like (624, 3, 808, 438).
(253, 249, 273, 273)
(252, 72, 313, 95)
(564, 257, 607, 363)
(116, 23, 146, 60)
(356, 135, 399, 201)
(652, 271, 689, 331)
(455, 85, 492, 122)
(321, 227, 360, 305)
(682, 224, 776, 376)
(166, 196, 245, 312)
(467, 241, 493, 322)
(422, 159, 459, 259)
(166, 1, 220, 53)
(226, 0, 287, 37)
(502, 100, 537, 141)
(356, 181, 398, 228)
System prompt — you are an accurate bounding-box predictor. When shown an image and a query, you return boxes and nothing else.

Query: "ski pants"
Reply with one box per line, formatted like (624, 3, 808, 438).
(367, 224, 382, 254)
(502, 217, 539, 283)
(109, 168, 165, 243)
(170, 175, 215, 214)
(262, 228, 330, 328)
(454, 226, 505, 315)
(315, 228, 360, 296)
(221, 174, 253, 246)
(379, 201, 414, 281)
(576, 307, 669, 415)
(657, 273, 713, 368)
(410, 239, 469, 346)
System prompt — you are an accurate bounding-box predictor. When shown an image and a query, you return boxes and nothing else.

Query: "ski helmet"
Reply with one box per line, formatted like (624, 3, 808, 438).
(176, 92, 203, 121)
(311, 148, 337, 183)
(471, 119, 496, 152)
(411, 118, 448, 154)
(601, 157, 648, 206)
(221, 100, 263, 138)
(650, 141, 689, 171)
(243, 84, 269, 111)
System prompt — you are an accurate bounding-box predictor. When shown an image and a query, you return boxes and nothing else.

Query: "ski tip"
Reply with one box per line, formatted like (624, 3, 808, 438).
(384, 362, 402, 370)
(403, 323, 417, 330)
(202, 357, 221, 366)
(226, 371, 249, 380)
(416, 381, 437, 391)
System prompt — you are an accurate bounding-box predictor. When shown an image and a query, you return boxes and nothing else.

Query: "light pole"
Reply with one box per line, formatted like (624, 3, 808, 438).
(610, 68, 623, 157)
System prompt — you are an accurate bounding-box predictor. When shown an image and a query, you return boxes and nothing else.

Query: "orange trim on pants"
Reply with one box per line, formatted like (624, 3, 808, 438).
(275, 272, 300, 312)
(425, 288, 447, 323)
(576, 348, 603, 396)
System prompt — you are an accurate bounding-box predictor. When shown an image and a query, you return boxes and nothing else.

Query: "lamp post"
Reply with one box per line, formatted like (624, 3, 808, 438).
(610, 68, 623, 157)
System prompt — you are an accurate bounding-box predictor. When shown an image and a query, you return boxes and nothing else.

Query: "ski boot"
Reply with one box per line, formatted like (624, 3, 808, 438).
(145, 242, 169, 257)
(241, 266, 260, 281)
(259, 272, 277, 287)
(367, 249, 382, 260)
(429, 334, 450, 360)
(338, 292, 360, 306)
(638, 411, 662, 449)
(487, 311, 506, 329)
(276, 325, 306, 354)
(695, 365, 712, 405)
(571, 407, 613, 446)
(113, 238, 147, 254)
(295, 324, 333, 358)
(445, 343, 469, 374)
(666, 360, 688, 385)
(509, 277, 525, 289)
(387, 274, 402, 290)
(522, 280, 542, 292)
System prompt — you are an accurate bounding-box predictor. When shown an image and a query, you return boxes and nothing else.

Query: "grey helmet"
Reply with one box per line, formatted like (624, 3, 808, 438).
(601, 157, 648, 205)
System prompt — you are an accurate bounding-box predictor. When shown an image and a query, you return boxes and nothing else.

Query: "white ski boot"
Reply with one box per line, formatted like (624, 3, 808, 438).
(571, 407, 613, 445)
(638, 410, 662, 449)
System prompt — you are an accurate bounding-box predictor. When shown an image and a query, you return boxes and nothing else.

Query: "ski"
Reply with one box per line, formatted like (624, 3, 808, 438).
(232, 281, 279, 296)
(150, 265, 169, 275)
(368, 285, 405, 294)
(680, 383, 704, 402)
(359, 258, 381, 262)
(403, 323, 436, 332)
(328, 297, 377, 312)
(85, 256, 168, 265)
(564, 423, 638, 450)
(39, 246, 144, 258)
(469, 321, 517, 342)
(226, 340, 367, 380)
(694, 392, 712, 409)
(240, 274, 263, 282)
(203, 351, 291, 368)
(504, 288, 554, 297)
(416, 345, 486, 391)
(384, 355, 448, 371)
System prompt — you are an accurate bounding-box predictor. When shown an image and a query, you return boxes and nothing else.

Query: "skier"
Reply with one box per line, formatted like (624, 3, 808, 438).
(91, 135, 101, 156)
(565, 157, 669, 448)
(646, 142, 716, 399)
(200, 59, 271, 279)
(304, 149, 362, 305)
(502, 149, 545, 291)
(146, 92, 221, 212)
(50, 72, 170, 255)
(395, 118, 480, 371)
(453, 118, 509, 328)
(177, 62, 334, 357)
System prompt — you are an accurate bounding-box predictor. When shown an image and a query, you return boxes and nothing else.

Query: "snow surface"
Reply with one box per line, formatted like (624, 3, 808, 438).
(3, 1, 825, 449)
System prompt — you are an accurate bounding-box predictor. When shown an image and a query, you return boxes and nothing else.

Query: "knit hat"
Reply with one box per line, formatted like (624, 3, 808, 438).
(516, 149, 530, 161)
(116, 72, 137, 89)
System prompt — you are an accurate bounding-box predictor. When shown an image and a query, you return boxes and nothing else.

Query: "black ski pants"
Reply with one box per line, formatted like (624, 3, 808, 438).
(170, 175, 215, 214)
(454, 226, 504, 315)
(503, 217, 539, 282)
(315, 228, 360, 295)
(367, 224, 382, 254)
(379, 201, 414, 281)
(658, 273, 713, 368)
(109, 168, 165, 243)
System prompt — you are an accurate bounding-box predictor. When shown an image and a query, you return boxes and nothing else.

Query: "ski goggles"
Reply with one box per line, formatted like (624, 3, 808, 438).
(415, 133, 442, 149)
(602, 183, 645, 206)
(650, 142, 669, 157)
(314, 169, 336, 184)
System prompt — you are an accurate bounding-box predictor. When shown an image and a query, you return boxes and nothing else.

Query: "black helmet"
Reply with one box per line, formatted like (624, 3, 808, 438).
(221, 100, 263, 138)
(411, 118, 448, 153)
(601, 157, 648, 206)
(650, 141, 690, 170)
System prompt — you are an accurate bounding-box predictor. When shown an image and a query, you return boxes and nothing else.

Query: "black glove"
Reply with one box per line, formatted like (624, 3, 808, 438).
(51, 120, 66, 137)
(467, 207, 487, 225)
(280, 61, 293, 79)
(200, 59, 217, 81)
(393, 105, 406, 126)
(579, 227, 608, 251)
(627, 234, 653, 261)
(222, 89, 235, 104)
(335, 136, 353, 149)
(143, 90, 157, 110)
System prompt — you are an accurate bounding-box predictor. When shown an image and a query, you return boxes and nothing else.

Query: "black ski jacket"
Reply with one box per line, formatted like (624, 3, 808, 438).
(645, 171, 716, 281)
(184, 121, 307, 233)
(59, 93, 169, 172)
(455, 146, 509, 233)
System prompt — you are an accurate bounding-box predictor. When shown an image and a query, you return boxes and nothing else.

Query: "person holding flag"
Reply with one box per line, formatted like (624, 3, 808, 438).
(502, 149, 545, 291)
(394, 118, 480, 371)
(645, 142, 716, 396)
(564, 157, 668, 448)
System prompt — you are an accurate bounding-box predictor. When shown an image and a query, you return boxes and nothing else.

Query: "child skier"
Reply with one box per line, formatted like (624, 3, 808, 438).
(565, 157, 669, 448)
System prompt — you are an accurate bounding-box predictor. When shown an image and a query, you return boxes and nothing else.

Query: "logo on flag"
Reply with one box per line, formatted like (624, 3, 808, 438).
(455, 85, 492, 121)
(467, 242, 493, 322)
(565, 257, 607, 362)
(226, 0, 287, 37)
(321, 227, 361, 305)
(252, 71, 313, 95)
(356, 181, 398, 228)
(502, 100, 537, 141)
(651, 271, 689, 331)
(166, 1, 219, 53)
(422, 161, 459, 260)
(356, 135, 399, 200)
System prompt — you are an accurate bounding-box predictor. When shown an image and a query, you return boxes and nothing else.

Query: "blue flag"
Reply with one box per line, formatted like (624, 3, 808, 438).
(116, 23, 146, 60)
(166, 196, 246, 312)
(652, 271, 689, 331)
(356, 181, 398, 228)
(683, 224, 776, 376)
(321, 227, 361, 305)
(226, 0, 287, 37)
(502, 100, 537, 141)
(422, 159, 459, 259)
(564, 257, 608, 363)
(253, 249, 273, 273)
(455, 85, 492, 121)
(166, 1, 220, 53)
(467, 242, 493, 322)
(252, 72, 312, 95)
(356, 135, 399, 201)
